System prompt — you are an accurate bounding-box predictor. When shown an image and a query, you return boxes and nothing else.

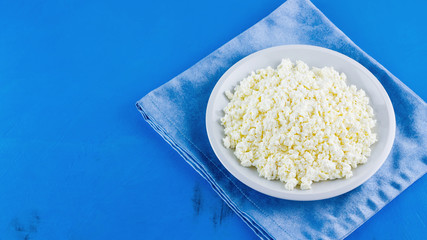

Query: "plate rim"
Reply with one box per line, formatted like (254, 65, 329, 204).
(206, 44, 396, 201)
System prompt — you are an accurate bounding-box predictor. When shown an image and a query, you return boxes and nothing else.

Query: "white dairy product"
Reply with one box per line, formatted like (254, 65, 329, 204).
(221, 59, 377, 190)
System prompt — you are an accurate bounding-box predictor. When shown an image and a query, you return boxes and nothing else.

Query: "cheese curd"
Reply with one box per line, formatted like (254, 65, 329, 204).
(221, 59, 377, 190)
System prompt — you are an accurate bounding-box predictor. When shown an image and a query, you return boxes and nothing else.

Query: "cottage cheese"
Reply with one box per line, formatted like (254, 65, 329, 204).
(221, 59, 377, 190)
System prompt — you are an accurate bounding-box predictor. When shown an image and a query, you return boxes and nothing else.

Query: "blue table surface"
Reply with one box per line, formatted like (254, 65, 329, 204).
(0, 0, 426, 239)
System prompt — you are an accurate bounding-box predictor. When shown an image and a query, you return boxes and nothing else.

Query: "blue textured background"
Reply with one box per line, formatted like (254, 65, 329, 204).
(0, 0, 425, 239)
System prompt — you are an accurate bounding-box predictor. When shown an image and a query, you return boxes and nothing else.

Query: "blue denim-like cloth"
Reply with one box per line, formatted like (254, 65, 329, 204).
(136, 0, 427, 239)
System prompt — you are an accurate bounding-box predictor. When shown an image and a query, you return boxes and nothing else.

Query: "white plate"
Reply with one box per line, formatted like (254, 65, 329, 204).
(206, 45, 396, 201)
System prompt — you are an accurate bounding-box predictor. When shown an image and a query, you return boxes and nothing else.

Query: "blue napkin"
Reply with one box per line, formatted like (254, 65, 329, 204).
(136, 0, 427, 239)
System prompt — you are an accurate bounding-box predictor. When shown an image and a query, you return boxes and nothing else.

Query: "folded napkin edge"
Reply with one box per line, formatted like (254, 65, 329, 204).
(136, 101, 279, 240)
